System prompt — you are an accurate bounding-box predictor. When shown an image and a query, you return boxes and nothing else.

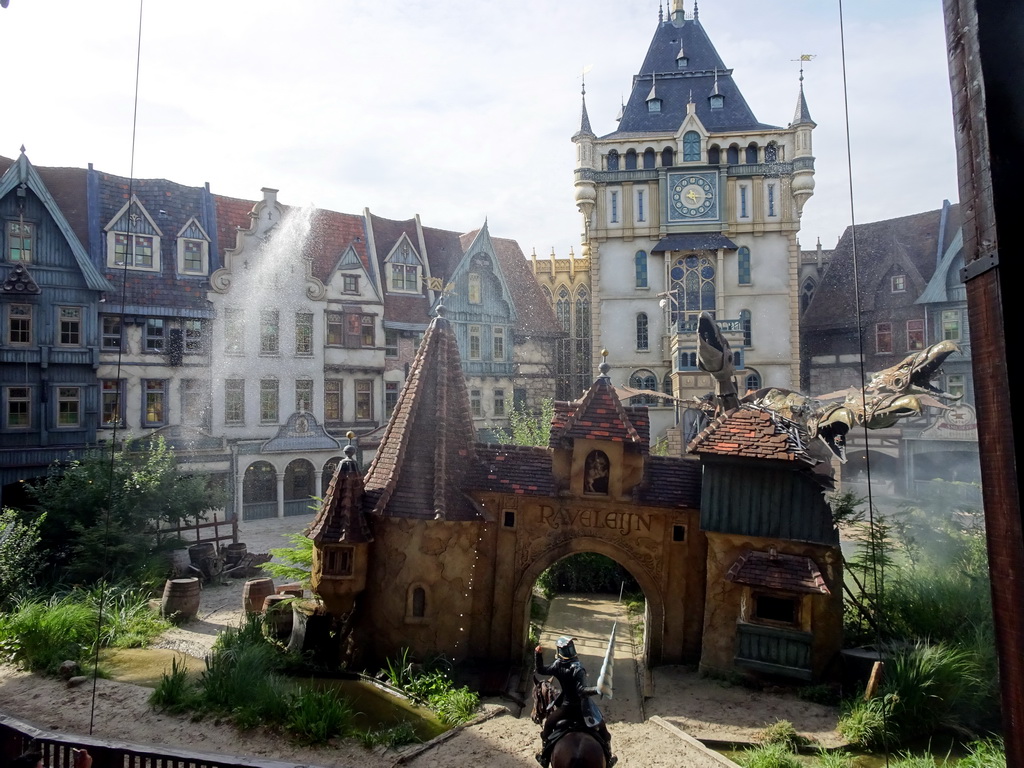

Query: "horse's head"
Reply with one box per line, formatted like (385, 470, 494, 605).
(531, 675, 555, 725)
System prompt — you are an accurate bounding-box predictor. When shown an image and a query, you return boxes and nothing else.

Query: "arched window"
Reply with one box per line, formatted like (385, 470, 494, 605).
(801, 278, 816, 312)
(629, 369, 659, 405)
(737, 246, 751, 285)
(575, 287, 590, 339)
(412, 587, 426, 618)
(663, 373, 673, 395)
(683, 131, 701, 162)
(727, 144, 739, 165)
(636, 313, 649, 350)
(556, 287, 571, 332)
(745, 143, 759, 164)
(607, 150, 619, 171)
(661, 146, 675, 167)
(625, 150, 638, 170)
(740, 309, 752, 346)
(643, 148, 656, 169)
(744, 369, 762, 393)
(707, 145, 721, 165)
(634, 250, 648, 288)
(764, 142, 778, 163)
(668, 255, 716, 325)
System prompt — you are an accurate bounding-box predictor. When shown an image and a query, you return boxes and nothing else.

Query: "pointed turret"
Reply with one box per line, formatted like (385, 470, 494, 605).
(572, 80, 598, 228)
(790, 70, 817, 216)
(363, 304, 482, 521)
(791, 76, 816, 127)
(308, 442, 374, 616)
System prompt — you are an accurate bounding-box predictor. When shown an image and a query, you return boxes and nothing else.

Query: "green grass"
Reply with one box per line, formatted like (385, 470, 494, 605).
(149, 656, 199, 713)
(285, 686, 357, 744)
(957, 738, 1006, 768)
(356, 722, 420, 749)
(738, 742, 801, 768)
(754, 719, 809, 749)
(378, 649, 480, 726)
(814, 748, 853, 768)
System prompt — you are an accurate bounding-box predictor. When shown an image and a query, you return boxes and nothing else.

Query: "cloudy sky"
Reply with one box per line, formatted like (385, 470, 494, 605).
(3, 0, 957, 255)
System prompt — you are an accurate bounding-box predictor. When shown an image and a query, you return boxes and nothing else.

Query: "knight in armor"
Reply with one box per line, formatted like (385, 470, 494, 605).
(534, 636, 617, 767)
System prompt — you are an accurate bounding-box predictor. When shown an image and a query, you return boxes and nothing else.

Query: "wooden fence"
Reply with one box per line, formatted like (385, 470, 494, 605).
(152, 512, 238, 550)
(0, 712, 330, 768)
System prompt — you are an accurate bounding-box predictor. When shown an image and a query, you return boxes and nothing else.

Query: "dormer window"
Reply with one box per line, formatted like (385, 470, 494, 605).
(386, 240, 422, 294)
(648, 98, 662, 113)
(710, 94, 724, 110)
(677, 56, 688, 69)
(176, 218, 211, 275)
(105, 197, 162, 272)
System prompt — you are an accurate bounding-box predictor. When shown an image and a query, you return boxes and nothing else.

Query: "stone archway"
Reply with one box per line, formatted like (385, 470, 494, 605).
(509, 536, 667, 668)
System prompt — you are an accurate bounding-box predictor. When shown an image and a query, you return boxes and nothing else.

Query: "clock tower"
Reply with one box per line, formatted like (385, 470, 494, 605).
(572, 1, 815, 439)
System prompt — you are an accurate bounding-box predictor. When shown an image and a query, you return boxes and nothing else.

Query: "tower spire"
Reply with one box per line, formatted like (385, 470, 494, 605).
(791, 54, 816, 126)
(579, 74, 593, 135)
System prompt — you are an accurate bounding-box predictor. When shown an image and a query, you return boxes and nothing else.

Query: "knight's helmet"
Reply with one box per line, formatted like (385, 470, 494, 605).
(556, 636, 579, 660)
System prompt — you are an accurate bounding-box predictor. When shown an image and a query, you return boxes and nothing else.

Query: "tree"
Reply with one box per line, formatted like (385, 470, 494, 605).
(27, 437, 224, 583)
(493, 398, 555, 447)
(0, 508, 43, 605)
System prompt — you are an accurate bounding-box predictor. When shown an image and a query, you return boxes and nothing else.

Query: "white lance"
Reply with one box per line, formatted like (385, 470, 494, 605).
(595, 622, 616, 699)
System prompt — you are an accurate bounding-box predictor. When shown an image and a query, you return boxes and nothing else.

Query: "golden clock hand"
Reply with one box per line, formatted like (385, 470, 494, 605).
(686, 189, 699, 203)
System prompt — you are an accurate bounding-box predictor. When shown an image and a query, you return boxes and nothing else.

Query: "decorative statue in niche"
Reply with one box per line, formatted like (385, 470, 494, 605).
(584, 451, 610, 494)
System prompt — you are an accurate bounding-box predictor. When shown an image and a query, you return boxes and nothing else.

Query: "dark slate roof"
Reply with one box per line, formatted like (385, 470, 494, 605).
(461, 229, 563, 337)
(308, 455, 373, 545)
(363, 309, 482, 521)
(803, 204, 962, 331)
(466, 444, 556, 496)
(550, 377, 650, 453)
(792, 83, 815, 127)
(652, 233, 737, 252)
(688, 405, 816, 466)
(917, 228, 964, 304)
(369, 213, 432, 326)
(0, 155, 92, 250)
(634, 455, 702, 508)
(94, 171, 214, 315)
(607, 18, 776, 137)
(726, 549, 830, 594)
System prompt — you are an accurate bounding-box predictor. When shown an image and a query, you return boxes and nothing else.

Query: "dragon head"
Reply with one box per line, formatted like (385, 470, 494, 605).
(696, 312, 739, 411)
(865, 340, 962, 399)
(808, 403, 853, 462)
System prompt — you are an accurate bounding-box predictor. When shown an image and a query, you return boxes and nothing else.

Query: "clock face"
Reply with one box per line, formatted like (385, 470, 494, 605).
(669, 173, 717, 220)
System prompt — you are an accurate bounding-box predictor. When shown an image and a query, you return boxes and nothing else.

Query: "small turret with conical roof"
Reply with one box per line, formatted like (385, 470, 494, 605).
(572, 79, 598, 232)
(789, 63, 817, 216)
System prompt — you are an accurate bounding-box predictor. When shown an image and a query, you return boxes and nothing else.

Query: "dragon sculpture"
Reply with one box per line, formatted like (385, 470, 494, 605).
(695, 312, 962, 461)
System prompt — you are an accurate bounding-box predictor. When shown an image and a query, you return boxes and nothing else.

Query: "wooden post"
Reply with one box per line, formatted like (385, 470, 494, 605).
(863, 661, 883, 701)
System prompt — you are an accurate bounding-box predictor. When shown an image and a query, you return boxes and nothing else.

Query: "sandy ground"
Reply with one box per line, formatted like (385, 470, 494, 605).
(0, 514, 843, 767)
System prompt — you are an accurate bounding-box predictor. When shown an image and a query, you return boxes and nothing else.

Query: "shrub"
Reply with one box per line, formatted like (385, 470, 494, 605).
(378, 649, 480, 726)
(430, 686, 480, 725)
(837, 695, 893, 748)
(0, 594, 97, 672)
(265, 532, 315, 588)
(738, 742, 801, 768)
(0, 509, 43, 607)
(815, 749, 852, 768)
(537, 553, 638, 595)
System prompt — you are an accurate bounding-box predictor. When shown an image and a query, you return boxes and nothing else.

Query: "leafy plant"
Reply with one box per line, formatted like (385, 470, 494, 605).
(957, 738, 1006, 768)
(357, 722, 420, 749)
(837, 694, 893, 748)
(814, 748, 853, 768)
(0, 594, 96, 672)
(537, 553, 638, 595)
(378, 649, 480, 726)
(430, 685, 480, 725)
(493, 398, 554, 447)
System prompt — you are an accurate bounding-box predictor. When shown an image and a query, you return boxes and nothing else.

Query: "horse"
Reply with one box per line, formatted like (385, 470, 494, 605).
(531, 675, 607, 768)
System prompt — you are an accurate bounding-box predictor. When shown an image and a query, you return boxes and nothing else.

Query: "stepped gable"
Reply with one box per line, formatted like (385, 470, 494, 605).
(634, 455, 702, 508)
(687, 405, 815, 465)
(466, 444, 556, 496)
(549, 375, 649, 453)
(213, 194, 256, 260)
(726, 549, 830, 594)
(363, 306, 483, 521)
(308, 447, 373, 545)
(369, 212, 431, 326)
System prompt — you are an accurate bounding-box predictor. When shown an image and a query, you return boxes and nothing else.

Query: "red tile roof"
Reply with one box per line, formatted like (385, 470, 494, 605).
(363, 309, 482, 521)
(726, 549, 830, 594)
(550, 376, 648, 452)
(307, 458, 373, 544)
(466, 445, 556, 495)
(687, 405, 815, 465)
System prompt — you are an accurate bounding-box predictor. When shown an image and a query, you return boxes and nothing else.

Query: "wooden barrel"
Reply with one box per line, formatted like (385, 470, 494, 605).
(242, 577, 275, 614)
(160, 578, 201, 623)
(276, 582, 303, 598)
(222, 542, 247, 566)
(169, 548, 191, 577)
(188, 542, 215, 566)
(262, 594, 293, 637)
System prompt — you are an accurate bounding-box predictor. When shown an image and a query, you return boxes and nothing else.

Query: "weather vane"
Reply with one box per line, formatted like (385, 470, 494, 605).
(792, 53, 816, 81)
